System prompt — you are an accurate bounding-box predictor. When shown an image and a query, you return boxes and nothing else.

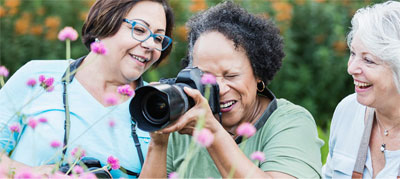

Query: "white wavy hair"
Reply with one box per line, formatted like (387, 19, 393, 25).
(347, 0, 400, 93)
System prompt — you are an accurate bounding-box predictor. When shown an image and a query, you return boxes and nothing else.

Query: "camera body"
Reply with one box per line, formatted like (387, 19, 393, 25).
(130, 67, 221, 132)
(59, 157, 112, 178)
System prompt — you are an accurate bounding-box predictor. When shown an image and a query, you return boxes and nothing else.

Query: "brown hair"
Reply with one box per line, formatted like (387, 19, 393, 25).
(82, 0, 174, 67)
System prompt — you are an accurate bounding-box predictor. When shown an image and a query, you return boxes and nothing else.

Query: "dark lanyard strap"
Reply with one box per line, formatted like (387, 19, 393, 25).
(61, 57, 143, 176)
(352, 107, 400, 178)
(235, 88, 277, 144)
(131, 122, 144, 166)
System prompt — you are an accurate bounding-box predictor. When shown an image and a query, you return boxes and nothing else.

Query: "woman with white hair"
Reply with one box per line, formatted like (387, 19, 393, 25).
(323, 1, 400, 178)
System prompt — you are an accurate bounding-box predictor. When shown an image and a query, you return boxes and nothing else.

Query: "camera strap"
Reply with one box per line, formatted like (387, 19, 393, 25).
(234, 88, 277, 144)
(61, 56, 143, 177)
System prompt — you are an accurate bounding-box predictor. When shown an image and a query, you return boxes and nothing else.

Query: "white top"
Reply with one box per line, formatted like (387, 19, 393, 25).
(322, 93, 400, 178)
(0, 60, 150, 178)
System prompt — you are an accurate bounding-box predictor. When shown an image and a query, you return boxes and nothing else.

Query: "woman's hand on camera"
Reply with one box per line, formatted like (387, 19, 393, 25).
(159, 87, 220, 135)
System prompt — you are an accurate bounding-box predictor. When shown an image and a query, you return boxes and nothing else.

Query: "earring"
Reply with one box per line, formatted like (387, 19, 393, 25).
(257, 80, 265, 93)
(95, 38, 100, 42)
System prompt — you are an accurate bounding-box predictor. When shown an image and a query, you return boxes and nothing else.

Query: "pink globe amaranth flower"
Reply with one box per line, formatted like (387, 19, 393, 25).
(44, 77, 54, 87)
(168, 172, 179, 179)
(38, 117, 47, 123)
(0, 66, 9, 77)
(50, 140, 61, 148)
(38, 75, 46, 83)
(26, 78, 37, 87)
(109, 119, 116, 128)
(14, 170, 38, 179)
(9, 123, 21, 133)
(90, 41, 107, 55)
(250, 151, 265, 162)
(117, 84, 134, 97)
(73, 165, 84, 174)
(201, 73, 217, 85)
(71, 147, 86, 159)
(28, 118, 38, 129)
(107, 155, 120, 170)
(58, 26, 79, 41)
(38, 75, 55, 91)
(236, 122, 256, 138)
(104, 93, 119, 106)
(194, 128, 214, 147)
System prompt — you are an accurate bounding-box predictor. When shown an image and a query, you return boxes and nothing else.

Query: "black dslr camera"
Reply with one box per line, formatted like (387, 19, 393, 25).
(59, 157, 112, 178)
(129, 67, 221, 132)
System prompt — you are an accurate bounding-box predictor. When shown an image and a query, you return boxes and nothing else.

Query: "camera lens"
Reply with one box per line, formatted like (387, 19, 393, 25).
(142, 91, 169, 125)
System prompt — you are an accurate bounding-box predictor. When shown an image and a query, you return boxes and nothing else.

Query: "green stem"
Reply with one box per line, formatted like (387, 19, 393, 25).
(66, 40, 71, 60)
(65, 157, 80, 175)
(0, 89, 45, 133)
(177, 140, 200, 177)
(42, 106, 118, 166)
(0, 76, 4, 88)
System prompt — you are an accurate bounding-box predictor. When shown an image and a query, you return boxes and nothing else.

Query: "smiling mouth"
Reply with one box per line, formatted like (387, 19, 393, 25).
(354, 81, 372, 89)
(220, 100, 237, 109)
(130, 54, 149, 63)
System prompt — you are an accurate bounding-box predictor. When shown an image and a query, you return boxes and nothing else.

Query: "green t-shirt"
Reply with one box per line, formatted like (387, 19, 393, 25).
(166, 98, 323, 178)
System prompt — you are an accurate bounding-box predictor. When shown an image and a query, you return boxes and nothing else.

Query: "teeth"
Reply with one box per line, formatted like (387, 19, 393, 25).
(132, 55, 148, 63)
(354, 81, 372, 87)
(220, 101, 235, 109)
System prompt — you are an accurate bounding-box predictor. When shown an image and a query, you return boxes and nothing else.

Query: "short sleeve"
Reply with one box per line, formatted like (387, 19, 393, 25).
(260, 103, 323, 178)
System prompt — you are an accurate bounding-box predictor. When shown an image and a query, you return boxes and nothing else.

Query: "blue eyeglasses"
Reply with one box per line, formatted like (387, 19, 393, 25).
(123, 19, 172, 51)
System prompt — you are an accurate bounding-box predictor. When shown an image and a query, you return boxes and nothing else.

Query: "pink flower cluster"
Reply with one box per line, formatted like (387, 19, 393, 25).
(107, 155, 120, 170)
(28, 118, 38, 129)
(236, 122, 256, 138)
(117, 84, 134, 97)
(250, 151, 265, 162)
(109, 119, 116, 128)
(90, 41, 107, 55)
(201, 73, 217, 85)
(50, 140, 61, 148)
(39, 75, 55, 92)
(38, 117, 47, 123)
(73, 165, 84, 174)
(0, 66, 9, 77)
(26, 78, 37, 87)
(9, 124, 21, 133)
(104, 93, 119, 106)
(168, 172, 179, 179)
(71, 147, 86, 159)
(58, 26, 78, 41)
(194, 128, 214, 147)
(14, 170, 40, 179)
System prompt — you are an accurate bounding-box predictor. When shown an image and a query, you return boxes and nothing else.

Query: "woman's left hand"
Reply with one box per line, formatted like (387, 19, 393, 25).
(158, 87, 220, 135)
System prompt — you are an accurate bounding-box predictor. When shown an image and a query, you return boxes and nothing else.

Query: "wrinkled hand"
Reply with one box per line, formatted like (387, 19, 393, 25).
(159, 87, 220, 136)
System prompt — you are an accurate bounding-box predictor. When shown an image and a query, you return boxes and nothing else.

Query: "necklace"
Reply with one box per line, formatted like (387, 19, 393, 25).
(375, 120, 386, 153)
(376, 116, 400, 136)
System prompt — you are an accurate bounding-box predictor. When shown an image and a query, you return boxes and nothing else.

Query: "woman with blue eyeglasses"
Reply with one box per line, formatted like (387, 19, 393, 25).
(0, 0, 174, 178)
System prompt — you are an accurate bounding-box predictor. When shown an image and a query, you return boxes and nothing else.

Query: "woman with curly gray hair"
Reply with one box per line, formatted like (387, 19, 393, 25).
(323, 1, 400, 178)
(140, 1, 322, 178)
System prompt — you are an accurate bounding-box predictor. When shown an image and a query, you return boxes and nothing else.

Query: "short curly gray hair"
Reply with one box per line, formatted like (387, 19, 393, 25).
(183, 1, 285, 85)
(347, 0, 400, 93)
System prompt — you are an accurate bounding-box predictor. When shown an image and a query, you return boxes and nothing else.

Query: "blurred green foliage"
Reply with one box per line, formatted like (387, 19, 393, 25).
(0, 0, 384, 163)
